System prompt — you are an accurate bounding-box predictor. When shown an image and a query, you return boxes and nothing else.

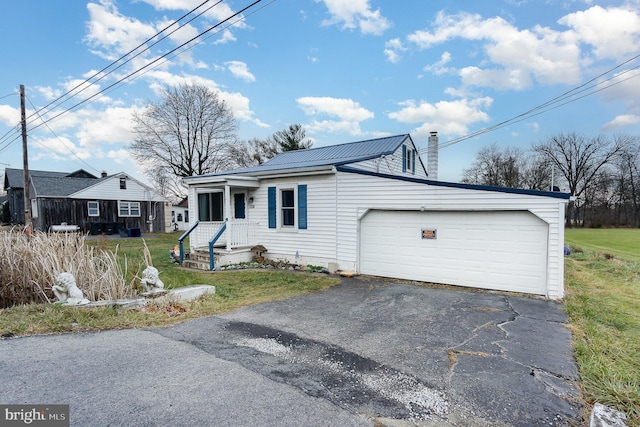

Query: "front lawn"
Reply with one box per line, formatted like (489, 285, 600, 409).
(0, 232, 339, 336)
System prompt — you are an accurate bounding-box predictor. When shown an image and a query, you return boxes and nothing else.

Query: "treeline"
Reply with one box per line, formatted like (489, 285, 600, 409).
(462, 133, 640, 227)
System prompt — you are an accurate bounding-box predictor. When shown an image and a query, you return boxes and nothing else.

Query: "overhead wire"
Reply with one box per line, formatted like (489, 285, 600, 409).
(96, 0, 277, 101)
(418, 53, 640, 152)
(26, 95, 102, 174)
(27, 0, 218, 124)
(27, 0, 265, 135)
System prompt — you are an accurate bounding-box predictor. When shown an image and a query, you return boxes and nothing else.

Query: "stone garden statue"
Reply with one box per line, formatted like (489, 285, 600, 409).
(140, 266, 165, 293)
(52, 272, 90, 305)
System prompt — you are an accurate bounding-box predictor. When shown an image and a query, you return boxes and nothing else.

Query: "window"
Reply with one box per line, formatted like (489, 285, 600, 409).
(198, 192, 223, 221)
(268, 185, 307, 230)
(281, 189, 295, 227)
(88, 201, 100, 217)
(402, 145, 416, 175)
(118, 201, 140, 217)
(185, 210, 189, 223)
(177, 213, 183, 222)
(119, 177, 127, 189)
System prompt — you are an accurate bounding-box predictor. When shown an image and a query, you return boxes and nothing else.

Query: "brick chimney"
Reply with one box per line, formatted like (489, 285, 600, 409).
(101, 171, 108, 178)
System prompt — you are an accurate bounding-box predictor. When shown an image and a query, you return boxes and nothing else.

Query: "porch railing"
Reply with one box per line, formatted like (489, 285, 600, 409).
(190, 221, 259, 250)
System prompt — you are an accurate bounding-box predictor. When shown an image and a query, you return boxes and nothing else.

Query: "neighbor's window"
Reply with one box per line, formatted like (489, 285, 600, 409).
(198, 192, 223, 222)
(118, 201, 140, 217)
(281, 189, 295, 227)
(119, 177, 127, 189)
(88, 201, 100, 217)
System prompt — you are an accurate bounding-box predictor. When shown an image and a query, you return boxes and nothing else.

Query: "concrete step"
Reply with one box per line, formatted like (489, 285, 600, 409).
(182, 258, 212, 271)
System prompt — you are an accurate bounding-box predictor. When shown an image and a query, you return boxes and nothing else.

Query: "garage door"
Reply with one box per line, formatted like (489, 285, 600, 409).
(359, 210, 548, 295)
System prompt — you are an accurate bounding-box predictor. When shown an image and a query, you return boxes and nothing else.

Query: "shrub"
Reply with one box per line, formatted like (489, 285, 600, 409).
(0, 229, 136, 308)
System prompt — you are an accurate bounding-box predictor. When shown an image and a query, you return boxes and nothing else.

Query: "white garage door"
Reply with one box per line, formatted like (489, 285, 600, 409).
(359, 210, 548, 295)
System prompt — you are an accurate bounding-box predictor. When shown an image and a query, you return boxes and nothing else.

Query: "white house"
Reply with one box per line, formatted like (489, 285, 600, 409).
(182, 134, 570, 299)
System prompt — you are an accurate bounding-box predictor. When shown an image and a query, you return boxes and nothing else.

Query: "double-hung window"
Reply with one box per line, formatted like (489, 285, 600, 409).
(88, 201, 100, 217)
(402, 145, 416, 175)
(119, 201, 140, 217)
(268, 185, 307, 230)
(281, 189, 295, 227)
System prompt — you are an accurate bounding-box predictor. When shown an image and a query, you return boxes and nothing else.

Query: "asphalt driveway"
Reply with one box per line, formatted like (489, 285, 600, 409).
(0, 278, 582, 426)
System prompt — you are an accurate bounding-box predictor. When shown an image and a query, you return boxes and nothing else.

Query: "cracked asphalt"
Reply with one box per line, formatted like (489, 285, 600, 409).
(0, 278, 583, 426)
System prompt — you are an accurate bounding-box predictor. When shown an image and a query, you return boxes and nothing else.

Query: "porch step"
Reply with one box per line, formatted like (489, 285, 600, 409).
(182, 258, 212, 271)
(182, 249, 216, 271)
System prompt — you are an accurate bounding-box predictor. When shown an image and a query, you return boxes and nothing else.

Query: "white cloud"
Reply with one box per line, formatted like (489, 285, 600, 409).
(145, 70, 267, 127)
(106, 148, 134, 165)
(559, 6, 640, 60)
(225, 61, 255, 82)
(316, 0, 391, 35)
(0, 105, 19, 126)
(407, 11, 583, 90)
(35, 86, 62, 101)
(213, 28, 237, 45)
(602, 114, 640, 131)
(424, 51, 453, 75)
(384, 38, 405, 63)
(74, 106, 140, 149)
(85, 1, 158, 60)
(388, 97, 493, 137)
(297, 96, 374, 135)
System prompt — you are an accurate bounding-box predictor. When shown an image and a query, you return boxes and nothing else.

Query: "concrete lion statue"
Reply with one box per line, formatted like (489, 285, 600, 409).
(140, 266, 165, 293)
(52, 272, 90, 305)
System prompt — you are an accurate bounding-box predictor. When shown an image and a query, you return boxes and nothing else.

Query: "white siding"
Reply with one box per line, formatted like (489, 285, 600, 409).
(71, 175, 165, 202)
(335, 172, 567, 299)
(348, 143, 428, 179)
(251, 174, 338, 265)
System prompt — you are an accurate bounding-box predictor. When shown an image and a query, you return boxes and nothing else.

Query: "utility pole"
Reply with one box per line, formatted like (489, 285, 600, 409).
(20, 84, 32, 231)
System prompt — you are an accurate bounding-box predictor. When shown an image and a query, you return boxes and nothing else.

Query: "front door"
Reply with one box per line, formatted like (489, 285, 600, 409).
(234, 193, 246, 219)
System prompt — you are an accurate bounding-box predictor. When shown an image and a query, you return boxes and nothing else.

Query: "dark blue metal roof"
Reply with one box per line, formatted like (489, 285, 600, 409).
(336, 165, 572, 200)
(188, 134, 412, 179)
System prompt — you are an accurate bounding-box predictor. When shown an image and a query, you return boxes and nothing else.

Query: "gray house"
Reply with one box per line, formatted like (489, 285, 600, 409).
(3, 168, 167, 234)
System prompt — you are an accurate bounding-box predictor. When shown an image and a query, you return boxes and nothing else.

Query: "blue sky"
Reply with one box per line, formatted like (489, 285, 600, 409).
(1, 0, 639, 184)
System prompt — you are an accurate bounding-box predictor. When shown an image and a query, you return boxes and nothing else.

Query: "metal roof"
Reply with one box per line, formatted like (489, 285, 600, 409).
(187, 134, 411, 179)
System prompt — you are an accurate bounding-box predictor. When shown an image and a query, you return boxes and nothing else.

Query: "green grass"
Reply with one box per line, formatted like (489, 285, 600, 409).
(0, 232, 339, 336)
(564, 229, 640, 426)
(565, 228, 640, 262)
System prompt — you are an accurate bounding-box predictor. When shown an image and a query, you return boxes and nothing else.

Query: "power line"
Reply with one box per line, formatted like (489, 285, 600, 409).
(27, 0, 265, 135)
(0, 91, 17, 100)
(27, 0, 218, 124)
(26, 95, 102, 174)
(418, 53, 640, 152)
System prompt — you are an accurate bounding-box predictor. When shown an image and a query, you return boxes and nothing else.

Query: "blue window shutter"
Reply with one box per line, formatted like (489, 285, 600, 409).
(402, 145, 407, 172)
(411, 150, 416, 174)
(268, 187, 276, 229)
(298, 184, 307, 229)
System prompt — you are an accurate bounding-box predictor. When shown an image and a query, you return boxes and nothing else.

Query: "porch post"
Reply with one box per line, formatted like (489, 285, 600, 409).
(224, 184, 231, 250)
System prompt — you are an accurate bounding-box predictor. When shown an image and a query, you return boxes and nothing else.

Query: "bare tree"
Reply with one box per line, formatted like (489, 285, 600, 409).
(533, 133, 627, 226)
(462, 144, 527, 188)
(272, 124, 313, 152)
(130, 83, 238, 180)
(228, 137, 280, 168)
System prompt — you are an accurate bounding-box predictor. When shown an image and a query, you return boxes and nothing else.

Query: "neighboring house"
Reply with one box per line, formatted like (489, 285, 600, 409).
(182, 134, 571, 299)
(170, 198, 190, 231)
(3, 168, 168, 234)
(0, 194, 8, 223)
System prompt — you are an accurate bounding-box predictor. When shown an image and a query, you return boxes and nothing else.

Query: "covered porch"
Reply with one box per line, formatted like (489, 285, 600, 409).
(180, 175, 261, 269)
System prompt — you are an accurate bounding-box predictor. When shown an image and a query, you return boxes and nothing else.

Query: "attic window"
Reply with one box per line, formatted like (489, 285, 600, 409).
(402, 145, 416, 175)
(120, 177, 126, 189)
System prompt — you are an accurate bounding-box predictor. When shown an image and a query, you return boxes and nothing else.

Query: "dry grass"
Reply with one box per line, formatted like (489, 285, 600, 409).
(0, 229, 137, 307)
